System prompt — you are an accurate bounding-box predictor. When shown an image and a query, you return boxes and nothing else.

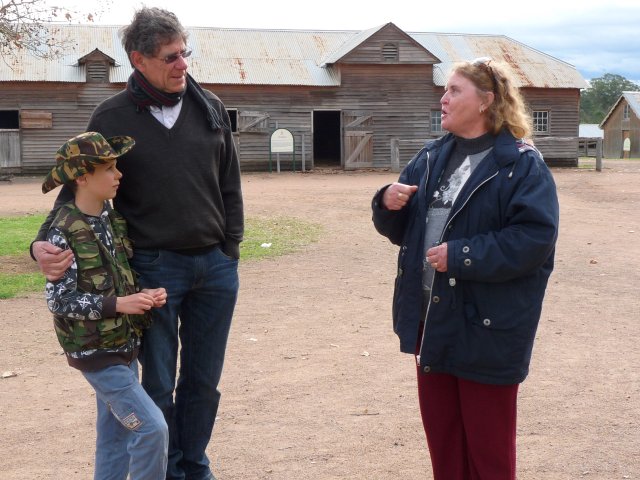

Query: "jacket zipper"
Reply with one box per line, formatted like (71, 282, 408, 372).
(418, 168, 499, 366)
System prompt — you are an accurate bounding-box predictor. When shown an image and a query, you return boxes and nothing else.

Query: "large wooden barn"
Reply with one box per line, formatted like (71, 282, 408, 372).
(0, 22, 586, 173)
(599, 91, 640, 158)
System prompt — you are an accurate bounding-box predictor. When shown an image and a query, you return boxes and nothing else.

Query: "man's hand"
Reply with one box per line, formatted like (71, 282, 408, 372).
(382, 183, 419, 210)
(33, 241, 74, 281)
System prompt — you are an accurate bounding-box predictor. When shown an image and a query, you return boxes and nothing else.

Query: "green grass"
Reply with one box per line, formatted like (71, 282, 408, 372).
(0, 214, 321, 299)
(0, 272, 44, 299)
(0, 214, 47, 299)
(0, 214, 47, 256)
(241, 216, 322, 260)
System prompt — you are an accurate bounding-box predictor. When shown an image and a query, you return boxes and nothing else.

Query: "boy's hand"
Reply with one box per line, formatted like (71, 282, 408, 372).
(116, 292, 156, 314)
(33, 241, 74, 281)
(142, 288, 167, 308)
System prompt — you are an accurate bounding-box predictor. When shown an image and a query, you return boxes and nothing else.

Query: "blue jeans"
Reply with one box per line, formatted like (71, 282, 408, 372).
(131, 246, 239, 480)
(82, 360, 169, 480)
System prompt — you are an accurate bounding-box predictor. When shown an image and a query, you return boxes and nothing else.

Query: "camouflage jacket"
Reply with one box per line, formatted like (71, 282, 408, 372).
(46, 202, 151, 371)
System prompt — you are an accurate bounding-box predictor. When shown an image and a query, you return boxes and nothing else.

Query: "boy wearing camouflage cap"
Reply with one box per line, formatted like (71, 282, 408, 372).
(43, 132, 169, 480)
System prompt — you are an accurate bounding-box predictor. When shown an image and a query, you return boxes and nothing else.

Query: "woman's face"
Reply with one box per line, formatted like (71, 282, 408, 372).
(440, 72, 491, 138)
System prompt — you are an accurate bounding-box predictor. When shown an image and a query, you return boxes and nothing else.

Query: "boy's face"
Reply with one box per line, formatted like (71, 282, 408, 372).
(79, 160, 122, 201)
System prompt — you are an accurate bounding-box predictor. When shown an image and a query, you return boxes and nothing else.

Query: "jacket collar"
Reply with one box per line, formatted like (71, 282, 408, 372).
(491, 128, 519, 168)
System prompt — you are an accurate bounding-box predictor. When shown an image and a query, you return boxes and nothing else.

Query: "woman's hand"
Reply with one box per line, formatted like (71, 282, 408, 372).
(382, 183, 418, 210)
(426, 243, 448, 273)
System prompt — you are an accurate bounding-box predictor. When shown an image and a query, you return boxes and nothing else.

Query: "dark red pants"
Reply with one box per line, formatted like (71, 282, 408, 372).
(416, 367, 519, 480)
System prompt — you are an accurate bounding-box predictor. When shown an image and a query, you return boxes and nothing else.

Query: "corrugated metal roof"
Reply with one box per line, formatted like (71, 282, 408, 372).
(578, 124, 603, 138)
(1, 24, 586, 89)
(411, 32, 588, 89)
(599, 91, 640, 127)
(187, 28, 351, 86)
(624, 91, 640, 117)
(0, 25, 128, 82)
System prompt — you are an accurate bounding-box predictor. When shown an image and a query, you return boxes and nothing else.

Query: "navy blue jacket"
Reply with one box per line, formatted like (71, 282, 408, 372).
(372, 130, 559, 385)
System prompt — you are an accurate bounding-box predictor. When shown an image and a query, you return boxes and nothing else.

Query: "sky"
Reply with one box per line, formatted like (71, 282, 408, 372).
(50, 0, 640, 83)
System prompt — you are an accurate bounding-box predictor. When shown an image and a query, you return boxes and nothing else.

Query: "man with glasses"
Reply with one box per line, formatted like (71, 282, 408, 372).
(32, 7, 243, 480)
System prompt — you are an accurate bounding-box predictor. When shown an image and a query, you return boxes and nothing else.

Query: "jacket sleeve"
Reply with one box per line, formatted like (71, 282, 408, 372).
(448, 153, 559, 282)
(30, 185, 75, 259)
(371, 148, 425, 246)
(219, 107, 244, 259)
(371, 186, 411, 246)
(44, 227, 115, 320)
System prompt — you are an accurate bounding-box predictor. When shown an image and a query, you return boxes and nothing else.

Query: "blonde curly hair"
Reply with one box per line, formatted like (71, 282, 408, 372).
(452, 58, 532, 139)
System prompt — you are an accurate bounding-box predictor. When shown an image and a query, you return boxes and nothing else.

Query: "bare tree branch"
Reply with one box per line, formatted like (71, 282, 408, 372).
(0, 0, 109, 64)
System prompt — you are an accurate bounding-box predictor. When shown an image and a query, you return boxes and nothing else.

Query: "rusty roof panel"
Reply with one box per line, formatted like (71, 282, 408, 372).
(186, 28, 349, 85)
(411, 32, 587, 89)
(0, 25, 129, 82)
(1, 25, 586, 89)
(189, 58, 341, 85)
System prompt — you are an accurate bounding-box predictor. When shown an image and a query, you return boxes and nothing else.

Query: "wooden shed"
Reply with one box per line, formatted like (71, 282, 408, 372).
(599, 91, 640, 158)
(0, 22, 586, 173)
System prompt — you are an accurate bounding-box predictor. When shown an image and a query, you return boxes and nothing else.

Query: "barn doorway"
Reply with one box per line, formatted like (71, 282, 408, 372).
(0, 110, 20, 170)
(313, 110, 341, 167)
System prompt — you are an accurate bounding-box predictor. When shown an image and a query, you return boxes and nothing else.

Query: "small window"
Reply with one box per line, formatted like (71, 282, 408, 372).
(532, 111, 549, 134)
(381, 43, 399, 62)
(0, 110, 19, 129)
(227, 109, 238, 132)
(623, 104, 630, 120)
(430, 110, 442, 133)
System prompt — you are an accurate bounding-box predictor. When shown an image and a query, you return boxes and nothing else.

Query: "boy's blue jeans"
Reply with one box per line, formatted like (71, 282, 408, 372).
(82, 360, 169, 480)
(131, 246, 239, 480)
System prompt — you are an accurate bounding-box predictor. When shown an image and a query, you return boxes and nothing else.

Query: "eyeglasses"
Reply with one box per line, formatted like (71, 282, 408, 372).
(155, 49, 192, 64)
(471, 56, 497, 92)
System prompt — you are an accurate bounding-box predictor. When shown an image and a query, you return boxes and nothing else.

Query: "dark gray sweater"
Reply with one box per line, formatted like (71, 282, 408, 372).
(37, 90, 244, 258)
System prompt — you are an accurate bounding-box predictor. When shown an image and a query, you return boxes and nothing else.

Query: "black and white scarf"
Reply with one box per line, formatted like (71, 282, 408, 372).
(126, 69, 229, 131)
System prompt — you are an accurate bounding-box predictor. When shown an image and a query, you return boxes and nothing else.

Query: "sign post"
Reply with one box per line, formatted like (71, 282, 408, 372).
(269, 128, 295, 173)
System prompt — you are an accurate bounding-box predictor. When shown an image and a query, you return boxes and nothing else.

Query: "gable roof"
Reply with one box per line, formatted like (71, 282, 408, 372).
(411, 32, 587, 88)
(599, 91, 640, 128)
(0, 23, 585, 88)
(77, 48, 116, 65)
(320, 22, 439, 66)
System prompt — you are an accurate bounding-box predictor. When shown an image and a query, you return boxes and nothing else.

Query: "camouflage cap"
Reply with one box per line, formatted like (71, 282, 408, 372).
(42, 132, 135, 194)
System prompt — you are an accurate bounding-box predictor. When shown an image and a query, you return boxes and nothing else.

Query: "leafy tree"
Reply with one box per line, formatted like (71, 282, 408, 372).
(580, 73, 640, 124)
(0, 0, 104, 62)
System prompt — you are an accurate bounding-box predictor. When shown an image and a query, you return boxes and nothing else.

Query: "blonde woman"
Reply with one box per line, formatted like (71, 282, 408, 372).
(372, 58, 559, 479)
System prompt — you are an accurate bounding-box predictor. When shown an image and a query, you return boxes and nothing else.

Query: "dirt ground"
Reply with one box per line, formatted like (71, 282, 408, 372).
(0, 160, 638, 480)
